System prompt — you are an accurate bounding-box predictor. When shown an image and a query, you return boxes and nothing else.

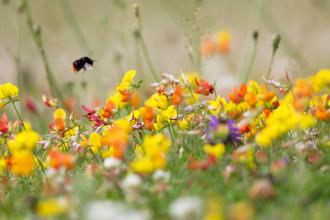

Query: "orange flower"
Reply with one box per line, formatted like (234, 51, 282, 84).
(141, 106, 154, 130)
(315, 104, 329, 121)
(53, 108, 66, 132)
(195, 78, 214, 96)
(263, 109, 271, 118)
(49, 149, 74, 170)
(261, 86, 275, 102)
(172, 85, 183, 106)
(102, 126, 129, 159)
(244, 92, 257, 107)
(119, 89, 132, 102)
(130, 90, 141, 109)
(228, 84, 247, 104)
(101, 100, 116, 119)
(293, 80, 313, 98)
(201, 36, 216, 58)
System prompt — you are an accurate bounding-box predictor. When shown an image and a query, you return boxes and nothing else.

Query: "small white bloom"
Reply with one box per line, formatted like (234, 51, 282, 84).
(122, 173, 142, 190)
(152, 170, 170, 182)
(103, 157, 121, 169)
(169, 196, 203, 220)
(86, 201, 150, 220)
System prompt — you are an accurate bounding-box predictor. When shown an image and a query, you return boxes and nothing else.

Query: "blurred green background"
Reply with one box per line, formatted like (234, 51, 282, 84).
(1, 0, 330, 101)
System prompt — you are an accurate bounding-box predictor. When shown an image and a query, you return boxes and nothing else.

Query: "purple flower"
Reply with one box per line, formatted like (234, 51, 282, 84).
(227, 120, 240, 142)
(209, 116, 219, 131)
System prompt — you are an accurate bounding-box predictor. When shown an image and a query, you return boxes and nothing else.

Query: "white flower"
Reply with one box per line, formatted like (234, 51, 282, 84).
(86, 201, 150, 220)
(122, 173, 142, 189)
(152, 170, 170, 182)
(103, 157, 121, 169)
(169, 196, 203, 220)
(122, 173, 142, 203)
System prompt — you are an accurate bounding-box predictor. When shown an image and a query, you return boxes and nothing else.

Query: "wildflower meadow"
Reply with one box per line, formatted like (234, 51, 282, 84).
(0, 0, 330, 219)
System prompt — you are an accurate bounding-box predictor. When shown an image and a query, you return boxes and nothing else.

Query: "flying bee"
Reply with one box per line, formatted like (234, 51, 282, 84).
(72, 56, 94, 74)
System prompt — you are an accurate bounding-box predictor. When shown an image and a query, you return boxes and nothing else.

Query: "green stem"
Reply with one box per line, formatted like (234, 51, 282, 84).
(12, 101, 26, 131)
(139, 36, 159, 81)
(262, 7, 309, 75)
(266, 51, 276, 79)
(135, 11, 159, 81)
(240, 0, 264, 81)
(22, 0, 64, 103)
(242, 34, 258, 82)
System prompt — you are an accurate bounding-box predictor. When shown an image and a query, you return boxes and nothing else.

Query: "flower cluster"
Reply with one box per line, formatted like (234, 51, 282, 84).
(0, 68, 329, 219)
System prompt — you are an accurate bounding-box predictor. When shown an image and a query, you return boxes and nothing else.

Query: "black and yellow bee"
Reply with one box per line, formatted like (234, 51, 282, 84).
(72, 57, 94, 73)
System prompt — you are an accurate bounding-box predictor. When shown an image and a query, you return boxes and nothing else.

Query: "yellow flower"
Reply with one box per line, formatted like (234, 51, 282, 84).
(208, 96, 225, 115)
(11, 150, 36, 176)
(100, 146, 115, 158)
(130, 134, 170, 174)
(156, 105, 177, 128)
(36, 198, 67, 217)
(178, 118, 189, 130)
(0, 82, 19, 100)
(144, 134, 170, 156)
(217, 30, 231, 53)
(0, 158, 6, 176)
(145, 93, 169, 109)
(113, 119, 131, 133)
(89, 132, 102, 153)
(310, 69, 330, 93)
(116, 69, 136, 92)
(180, 72, 201, 104)
(247, 80, 261, 94)
(130, 157, 155, 174)
(256, 104, 316, 147)
(232, 145, 255, 169)
(53, 108, 66, 120)
(203, 197, 224, 220)
(203, 143, 225, 159)
(107, 70, 136, 108)
(8, 130, 41, 152)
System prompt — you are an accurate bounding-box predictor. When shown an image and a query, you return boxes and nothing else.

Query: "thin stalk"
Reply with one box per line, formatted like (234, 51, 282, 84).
(239, 0, 264, 81)
(267, 33, 281, 79)
(12, 100, 47, 176)
(12, 101, 26, 131)
(242, 31, 259, 82)
(266, 51, 276, 79)
(134, 5, 160, 81)
(262, 7, 309, 74)
(22, 0, 64, 103)
(139, 36, 159, 81)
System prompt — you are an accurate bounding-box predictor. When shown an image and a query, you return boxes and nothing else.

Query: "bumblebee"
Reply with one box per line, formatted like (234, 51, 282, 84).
(72, 57, 94, 73)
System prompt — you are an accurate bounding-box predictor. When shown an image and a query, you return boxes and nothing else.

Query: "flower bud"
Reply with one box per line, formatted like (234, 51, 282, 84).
(272, 33, 281, 52)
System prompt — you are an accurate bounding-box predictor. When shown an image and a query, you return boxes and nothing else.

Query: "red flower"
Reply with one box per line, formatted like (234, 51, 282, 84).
(25, 98, 38, 113)
(0, 113, 8, 134)
(195, 78, 214, 96)
(81, 105, 103, 128)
